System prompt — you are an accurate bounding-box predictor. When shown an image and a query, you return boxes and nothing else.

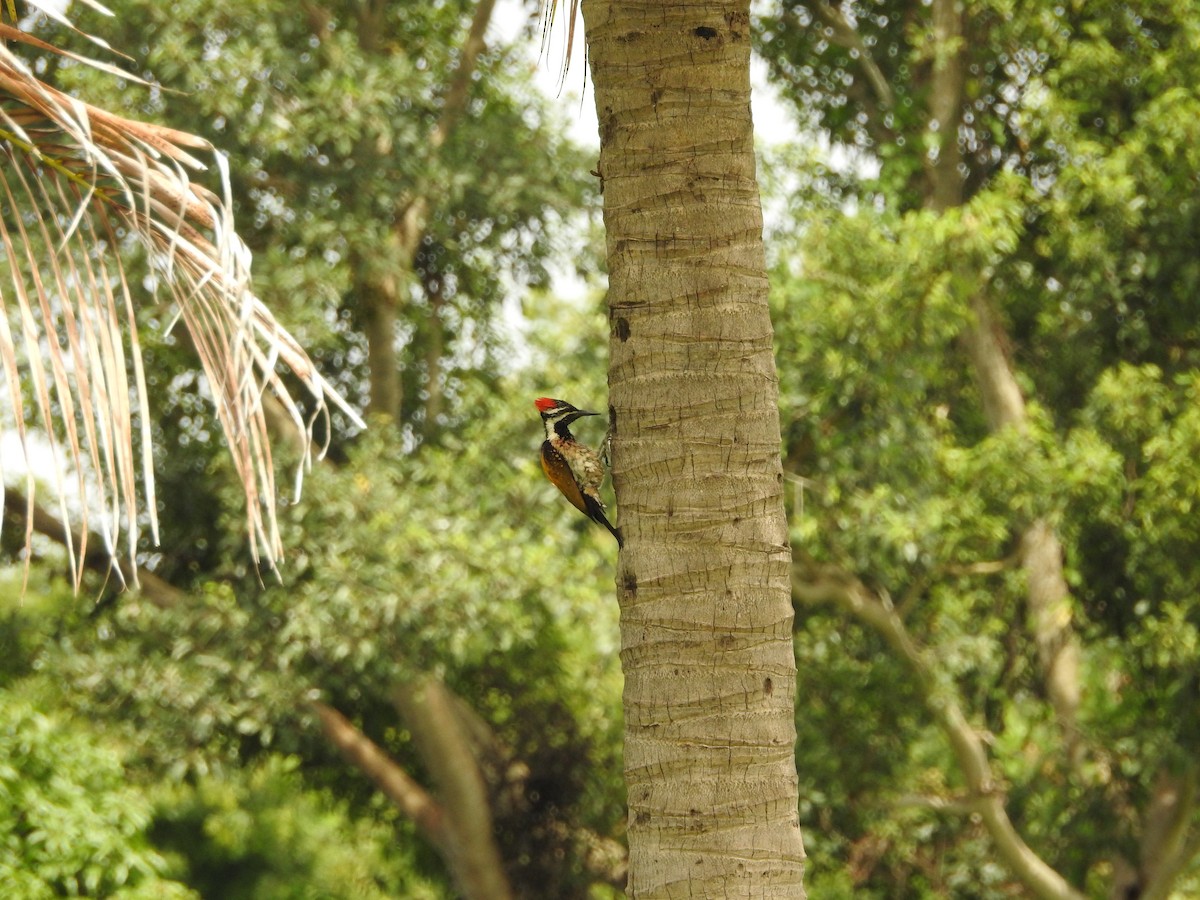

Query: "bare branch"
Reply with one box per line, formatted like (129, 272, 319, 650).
(793, 559, 1087, 900)
(1139, 768, 1199, 900)
(432, 0, 498, 152)
(396, 0, 498, 238)
(2, 486, 183, 607)
(811, 1, 894, 111)
(891, 793, 983, 815)
(311, 702, 451, 853)
(959, 289, 1082, 747)
(393, 678, 514, 900)
(440, 687, 629, 891)
(941, 553, 1021, 577)
(925, 0, 966, 209)
(316, 690, 628, 893)
(358, 0, 498, 422)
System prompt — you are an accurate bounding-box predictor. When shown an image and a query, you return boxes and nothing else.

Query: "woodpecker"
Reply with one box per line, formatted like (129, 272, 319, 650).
(535, 397, 622, 547)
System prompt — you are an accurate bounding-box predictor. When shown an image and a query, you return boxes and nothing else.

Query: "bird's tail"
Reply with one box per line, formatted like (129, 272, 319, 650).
(586, 496, 623, 548)
(606, 519, 623, 548)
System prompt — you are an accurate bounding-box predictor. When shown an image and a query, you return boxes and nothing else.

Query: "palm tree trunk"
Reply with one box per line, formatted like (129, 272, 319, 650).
(584, 1, 806, 894)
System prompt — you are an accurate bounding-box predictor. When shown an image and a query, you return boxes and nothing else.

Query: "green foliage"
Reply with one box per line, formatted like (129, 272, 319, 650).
(150, 755, 440, 899)
(29, 370, 623, 896)
(757, 0, 1057, 206)
(47, 0, 599, 590)
(3, 2, 620, 895)
(762, 0, 1200, 894)
(0, 698, 194, 898)
(53, 0, 595, 437)
(52, 583, 301, 776)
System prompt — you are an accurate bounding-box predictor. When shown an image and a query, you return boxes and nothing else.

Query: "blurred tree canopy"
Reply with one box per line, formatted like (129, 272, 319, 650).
(3, 1, 620, 897)
(42, 0, 597, 586)
(4, 0, 1200, 896)
(760, 0, 1200, 895)
(62, 0, 592, 422)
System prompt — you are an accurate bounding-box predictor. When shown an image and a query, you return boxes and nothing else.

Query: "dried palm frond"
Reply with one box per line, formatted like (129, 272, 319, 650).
(538, 0, 583, 91)
(0, 8, 364, 588)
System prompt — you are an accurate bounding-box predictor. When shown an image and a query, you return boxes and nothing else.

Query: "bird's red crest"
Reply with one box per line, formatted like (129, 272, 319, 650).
(535, 397, 561, 412)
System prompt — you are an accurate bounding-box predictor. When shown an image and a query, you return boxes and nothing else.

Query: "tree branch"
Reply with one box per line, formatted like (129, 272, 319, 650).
(431, 0, 498, 152)
(891, 793, 984, 815)
(1139, 768, 1199, 900)
(960, 289, 1083, 750)
(393, 677, 514, 900)
(811, 1, 894, 111)
(356, 0, 499, 422)
(921, 5, 1082, 749)
(311, 701, 452, 853)
(925, 0, 966, 209)
(438, 686, 629, 891)
(395, 0, 499, 243)
(315, 689, 628, 893)
(792, 559, 1087, 900)
(2, 486, 183, 607)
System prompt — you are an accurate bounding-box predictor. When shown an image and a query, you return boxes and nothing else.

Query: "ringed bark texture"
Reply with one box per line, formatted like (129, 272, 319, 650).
(584, 1, 806, 895)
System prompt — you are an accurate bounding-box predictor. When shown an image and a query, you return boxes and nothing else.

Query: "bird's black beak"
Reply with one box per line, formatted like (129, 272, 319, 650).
(578, 409, 600, 417)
